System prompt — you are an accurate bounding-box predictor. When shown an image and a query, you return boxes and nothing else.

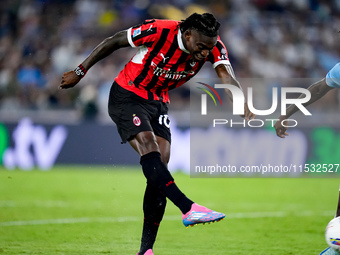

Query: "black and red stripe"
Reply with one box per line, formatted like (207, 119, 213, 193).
(114, 19, 231, 103)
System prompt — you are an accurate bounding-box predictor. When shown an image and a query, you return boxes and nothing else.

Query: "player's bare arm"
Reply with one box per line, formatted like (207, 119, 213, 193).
(59, 30, 129, 90)
(215, 64, 255, 121)
(274, 78, 334, 138)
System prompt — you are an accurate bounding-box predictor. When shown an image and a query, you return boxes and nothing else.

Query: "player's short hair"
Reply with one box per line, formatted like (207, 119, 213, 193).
(180, 13, 220, 37)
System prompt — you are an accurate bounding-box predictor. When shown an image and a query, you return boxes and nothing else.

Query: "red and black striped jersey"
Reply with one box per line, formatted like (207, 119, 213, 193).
(115, 19, 231, 103)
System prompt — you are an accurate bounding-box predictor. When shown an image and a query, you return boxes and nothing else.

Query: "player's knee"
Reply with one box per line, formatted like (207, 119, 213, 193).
(160, 153, 170, 166)
(135, 132, 160, 155)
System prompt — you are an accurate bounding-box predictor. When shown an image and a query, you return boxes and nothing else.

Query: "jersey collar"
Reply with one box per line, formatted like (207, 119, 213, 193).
(177, 29, 190, 54)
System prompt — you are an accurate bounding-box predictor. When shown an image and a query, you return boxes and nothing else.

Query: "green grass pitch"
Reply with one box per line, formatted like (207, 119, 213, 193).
(0, 165, 339, 254)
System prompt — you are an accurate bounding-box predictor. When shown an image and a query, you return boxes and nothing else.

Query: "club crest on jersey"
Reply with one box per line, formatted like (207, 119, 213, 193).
(133, 114, 141, 126)
(190, 61, 197, 67)
(133, 28, 141, 38)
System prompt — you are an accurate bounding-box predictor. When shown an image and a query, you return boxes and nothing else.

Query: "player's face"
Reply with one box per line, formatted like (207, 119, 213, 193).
(184, 30, 217, 62)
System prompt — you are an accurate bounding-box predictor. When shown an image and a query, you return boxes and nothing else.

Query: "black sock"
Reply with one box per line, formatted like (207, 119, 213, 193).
(140, 220, 159, 254)
(140, 151, 193, 214)
(139, 184, 165, 254)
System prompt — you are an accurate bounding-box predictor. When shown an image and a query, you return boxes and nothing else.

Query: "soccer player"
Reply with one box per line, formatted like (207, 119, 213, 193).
(320, 245, 340, 254)
(320, 186, 340, 255)
(274, 63, 340, 253)
(274, 63, 340, 138)
(60, 13, 254, 255)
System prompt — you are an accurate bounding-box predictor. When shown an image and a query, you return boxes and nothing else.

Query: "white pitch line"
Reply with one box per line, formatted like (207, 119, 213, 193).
(0, 210, 335, 227)
(0, 216, 140, 226)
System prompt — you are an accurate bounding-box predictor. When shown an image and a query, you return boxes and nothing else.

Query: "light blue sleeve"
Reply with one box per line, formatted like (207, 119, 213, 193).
(326, 63, 340, 88)
(319, 247, 340, 255)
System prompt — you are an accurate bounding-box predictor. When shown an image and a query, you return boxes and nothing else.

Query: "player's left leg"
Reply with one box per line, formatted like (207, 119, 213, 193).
(139, 184, 166, 255)
(138, 136, 169, 255)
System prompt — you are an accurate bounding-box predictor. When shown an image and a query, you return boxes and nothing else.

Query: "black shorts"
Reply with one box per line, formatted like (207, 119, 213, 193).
(108, 81, 171, 144)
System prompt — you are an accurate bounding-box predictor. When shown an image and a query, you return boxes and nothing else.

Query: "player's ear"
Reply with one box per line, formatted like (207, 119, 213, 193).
(183, 30, 193, 48)
(183, 30, 191, 40)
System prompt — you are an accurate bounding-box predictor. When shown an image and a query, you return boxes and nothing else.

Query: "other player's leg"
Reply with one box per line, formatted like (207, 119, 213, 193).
(320, 247, 340, 255)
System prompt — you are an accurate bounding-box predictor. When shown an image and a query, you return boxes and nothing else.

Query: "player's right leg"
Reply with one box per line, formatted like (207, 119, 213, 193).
(131, 131, 193, 215)
(133, 131, 225, 227)
(182, 203, 225, 228)
(155, 135, 225, 227)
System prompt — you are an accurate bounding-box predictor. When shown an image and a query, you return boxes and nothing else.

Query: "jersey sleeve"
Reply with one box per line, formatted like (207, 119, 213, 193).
(326, 63, 340, 88)
(127, 19, 158, 48)
(208, 37, 231, 68)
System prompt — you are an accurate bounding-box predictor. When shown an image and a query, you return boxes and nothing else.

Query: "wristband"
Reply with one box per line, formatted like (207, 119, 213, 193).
(74, 64, 87, 78)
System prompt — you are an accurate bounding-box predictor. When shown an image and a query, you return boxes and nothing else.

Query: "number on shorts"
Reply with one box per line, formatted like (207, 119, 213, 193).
(158, 114, 170, 128)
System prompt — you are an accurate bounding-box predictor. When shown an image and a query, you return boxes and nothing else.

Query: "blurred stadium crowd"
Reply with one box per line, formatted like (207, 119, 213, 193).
(1, 0, 340, 123)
